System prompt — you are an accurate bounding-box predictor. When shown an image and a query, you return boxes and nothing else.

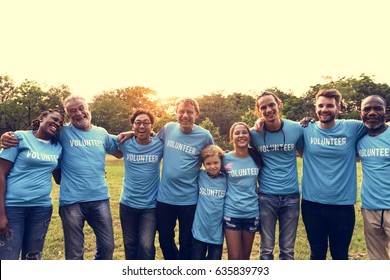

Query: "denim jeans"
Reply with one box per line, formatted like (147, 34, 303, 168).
(156, 201, 196, 260)
(0, 206, 52, 260)
(59, 200, 114, 260)
(259, 193, 300, 260)
(191, 238, 223, 260)
(119, 203, 157, 260)
(223, 216, 260, 233)
(301, 199, 355, 260)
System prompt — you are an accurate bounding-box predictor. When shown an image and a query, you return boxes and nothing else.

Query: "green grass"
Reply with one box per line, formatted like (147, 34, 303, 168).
(43, 156, 367, 260)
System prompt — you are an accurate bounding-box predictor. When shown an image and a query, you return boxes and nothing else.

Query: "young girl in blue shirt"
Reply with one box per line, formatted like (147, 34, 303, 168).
(223, 122, 262, 260)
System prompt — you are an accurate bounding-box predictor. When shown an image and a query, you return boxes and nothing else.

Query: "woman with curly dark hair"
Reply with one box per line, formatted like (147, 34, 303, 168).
(0, 109, 63, 260)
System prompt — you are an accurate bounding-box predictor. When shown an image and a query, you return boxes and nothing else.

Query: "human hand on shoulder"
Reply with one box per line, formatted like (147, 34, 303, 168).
(299, 117, 316, 127)
(0, 131, 18, 148)
(117, 131, 135, 144)
(253, 117, 266, 133)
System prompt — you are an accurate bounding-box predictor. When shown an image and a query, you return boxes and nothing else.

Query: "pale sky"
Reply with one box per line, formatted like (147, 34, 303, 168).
(1, 0, 389, 102)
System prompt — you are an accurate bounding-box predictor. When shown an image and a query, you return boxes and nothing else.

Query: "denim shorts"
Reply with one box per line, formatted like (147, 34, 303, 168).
(223, 216, 260, 233)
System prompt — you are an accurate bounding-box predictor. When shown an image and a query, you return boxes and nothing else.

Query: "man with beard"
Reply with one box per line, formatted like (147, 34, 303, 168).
(301, 89, 366, 260)
(0, 96, 123, 260)
(357, 95, 390, 259)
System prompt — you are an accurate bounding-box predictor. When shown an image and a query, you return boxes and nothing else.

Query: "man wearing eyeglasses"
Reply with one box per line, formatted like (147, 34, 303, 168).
(118, 97, 214, 260)
(154, 98, 214, 260)
(251, 91, 303, 260)
(117, 109, 163, 260)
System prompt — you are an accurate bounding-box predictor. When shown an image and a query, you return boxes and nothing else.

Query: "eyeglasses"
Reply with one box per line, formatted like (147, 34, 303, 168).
(133, 120, 152, 126)
(177, 110, 195, 116)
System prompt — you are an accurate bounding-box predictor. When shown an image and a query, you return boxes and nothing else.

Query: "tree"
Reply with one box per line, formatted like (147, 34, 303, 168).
(0, 76, 68, 134)
(91, 86, 165, 134)
(0, 75, 16, 132)
(91, 92, 131, 134)
(114, 86, 163, 116)
(46, 84, 72, 111)
(240, 109, 257, 128)
(0, 80, 47, 132)
(197, 92, 256, 143)
(15, 80, 47, 127)
(226, 92, 256, 127)
(301, 74, 390, 120)
(196, 92, 232, 136)
(199, 118, 229, 151)
(0, 75, 16, 103)
(154, 112, 177, 133)
(283, 95, 308, 121)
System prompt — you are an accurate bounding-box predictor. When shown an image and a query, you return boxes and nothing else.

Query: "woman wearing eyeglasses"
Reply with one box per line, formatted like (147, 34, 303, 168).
(117, 109, 164, 260)
(250, 92, 303, 260)
(117, 98, 214, 260)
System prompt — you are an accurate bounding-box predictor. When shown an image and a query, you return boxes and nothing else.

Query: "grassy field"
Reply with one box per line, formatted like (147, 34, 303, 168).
(43, 156, 367, 260)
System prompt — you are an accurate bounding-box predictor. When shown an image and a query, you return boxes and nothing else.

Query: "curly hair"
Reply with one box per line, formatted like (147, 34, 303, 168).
(28, 109, 64, 144)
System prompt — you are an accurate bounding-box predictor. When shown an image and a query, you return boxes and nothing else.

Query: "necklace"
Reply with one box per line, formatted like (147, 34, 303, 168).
(263, 120, 286, 147)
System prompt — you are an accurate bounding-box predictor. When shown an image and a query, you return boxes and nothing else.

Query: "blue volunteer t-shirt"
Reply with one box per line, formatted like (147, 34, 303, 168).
(357, 128, 390, 210)
(223, 152, 260, 218)
(156, 122, 214, 205)
(302, 120, 366, 205)
(192, 170, 227, 245)
(0, 130, 62, 207)
(118, 137, 164, 209)
(58, 125, 117, 206)
(250, 119, 303, 195)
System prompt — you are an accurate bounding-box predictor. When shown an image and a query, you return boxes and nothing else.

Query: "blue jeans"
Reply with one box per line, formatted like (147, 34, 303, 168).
(119, 203, 157, 260)
(223, 216, 260, 233)
(59, 200, 114, 260)
(191, 238, 223, 260)
(156, 201, 196, 260)
(259, 193, 300, 260)
(301, 199, 355, 260)
(0, 206, 52, 260)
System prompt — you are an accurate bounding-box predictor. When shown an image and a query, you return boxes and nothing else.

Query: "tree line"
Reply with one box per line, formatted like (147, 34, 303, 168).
(1, 74, 389, 150)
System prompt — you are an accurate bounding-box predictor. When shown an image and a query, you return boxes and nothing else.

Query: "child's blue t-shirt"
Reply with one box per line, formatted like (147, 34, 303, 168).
(119, 137, 164, 209)
(58, 125, 117, 206)
(156, 122, 214, 205)
(223, 152, 260, 218)
(192, 170, 227, 245)
(0, 130, 62, 207)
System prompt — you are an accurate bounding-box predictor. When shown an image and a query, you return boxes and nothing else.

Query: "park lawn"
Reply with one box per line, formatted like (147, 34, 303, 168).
(43, 156, 367, 260)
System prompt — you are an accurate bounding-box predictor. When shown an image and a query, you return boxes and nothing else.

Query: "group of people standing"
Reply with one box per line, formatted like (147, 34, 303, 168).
(253, 90, 389, 261)
(0, 96, 122, 260)
(0, 89, 388, 260)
